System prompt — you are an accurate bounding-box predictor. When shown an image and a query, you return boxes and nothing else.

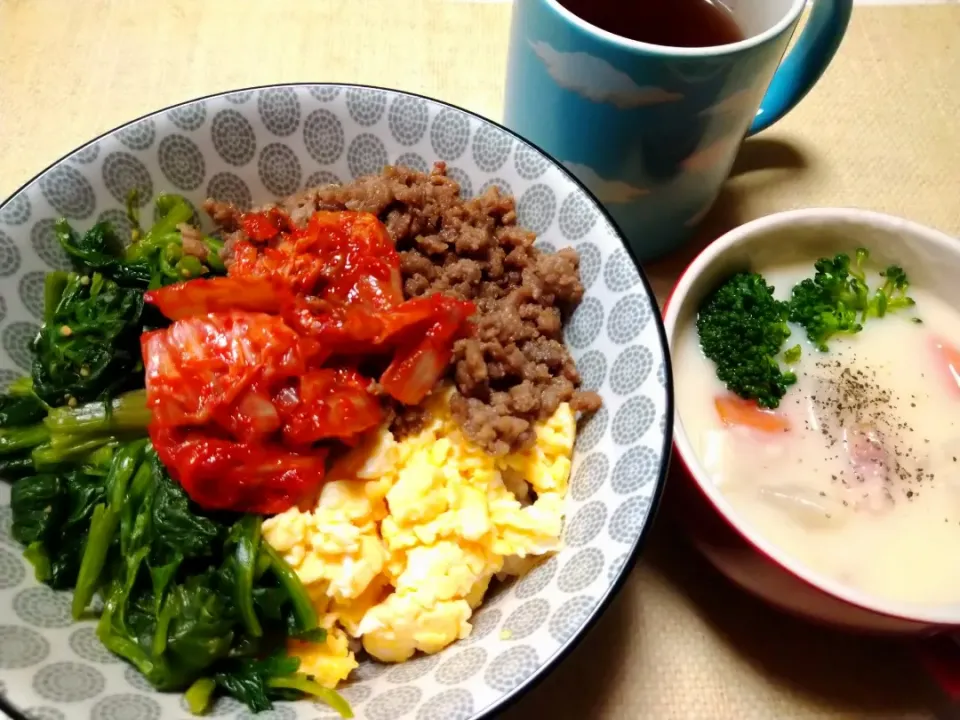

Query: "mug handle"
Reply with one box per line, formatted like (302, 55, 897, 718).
(748, 0, 854, 136)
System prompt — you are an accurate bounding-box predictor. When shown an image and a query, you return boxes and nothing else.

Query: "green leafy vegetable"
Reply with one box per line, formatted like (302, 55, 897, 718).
(783, 344, 802, 363)
(83, 451, 335, 712)
(696, 271, 796, 409)
(1, 196, 349, 716)
(213, 653, 299, 714)
(148, 465, 225, 567)
(31, 271, 145, 406)
(125, 194, 225, 287)
(268, 674, 353, 719)
(2, 390, 340, 713)
(0, 382, 47, 428)
(0, 455, 40, 479)
(213, 654, 352, 718)
(54, 220, 152, 286)
(11, 468, 108, 587)
(55, 193, 225, 291)
(72, 439, 148, 618)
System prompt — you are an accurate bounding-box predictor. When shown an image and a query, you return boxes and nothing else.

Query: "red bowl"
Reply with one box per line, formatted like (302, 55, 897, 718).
(662, 208, 960, 636)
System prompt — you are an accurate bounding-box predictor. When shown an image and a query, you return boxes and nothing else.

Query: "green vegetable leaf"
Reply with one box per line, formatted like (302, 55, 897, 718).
(54, 220, 151, 286)
(11, 469, 107, 589)
(213, 654, 298, 713)
(0, 388, 47, 428)
(55, 196, 225, 294)
(10, 433, 332, 716)
(31, 271, 145, 406)
(211, 653, 352, 718)
(149, 461, 225, 567)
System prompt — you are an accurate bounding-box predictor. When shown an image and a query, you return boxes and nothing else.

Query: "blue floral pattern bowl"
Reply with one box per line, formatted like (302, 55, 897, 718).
(0, 84, 672, 720)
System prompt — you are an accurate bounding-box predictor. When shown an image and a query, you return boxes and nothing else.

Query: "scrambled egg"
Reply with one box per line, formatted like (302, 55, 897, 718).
(261, 390, 575, 686)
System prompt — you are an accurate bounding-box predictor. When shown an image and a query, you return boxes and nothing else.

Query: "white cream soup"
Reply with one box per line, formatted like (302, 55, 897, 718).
(676, 261, 960, 606)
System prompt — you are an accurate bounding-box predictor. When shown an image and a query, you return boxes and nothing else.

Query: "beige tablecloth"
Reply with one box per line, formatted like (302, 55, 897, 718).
(2, 1, 960, 717)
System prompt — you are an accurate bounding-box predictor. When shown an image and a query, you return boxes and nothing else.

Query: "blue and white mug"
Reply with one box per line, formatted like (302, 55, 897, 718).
(504, 0, 853, 261)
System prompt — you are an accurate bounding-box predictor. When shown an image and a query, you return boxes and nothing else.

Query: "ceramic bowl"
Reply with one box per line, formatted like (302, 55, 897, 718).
(663, 207, 960, 635)
(0, 84, 672, 720)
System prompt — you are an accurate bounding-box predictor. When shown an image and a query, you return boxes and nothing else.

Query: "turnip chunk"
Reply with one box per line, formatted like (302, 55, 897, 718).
(758, 485, 848, 529)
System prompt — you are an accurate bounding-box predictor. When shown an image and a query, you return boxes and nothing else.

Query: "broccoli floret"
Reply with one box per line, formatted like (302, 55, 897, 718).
(787, 249, 916, 350)
(787, 252, 867, 351)
(783, 344, 802, 363)
(870, 265, 915, 318)
(696, 272, 796, 409)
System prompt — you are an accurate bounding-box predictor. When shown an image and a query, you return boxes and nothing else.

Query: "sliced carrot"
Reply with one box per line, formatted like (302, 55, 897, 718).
(714, 395, 790, 433)
(930, 335, 960, 394)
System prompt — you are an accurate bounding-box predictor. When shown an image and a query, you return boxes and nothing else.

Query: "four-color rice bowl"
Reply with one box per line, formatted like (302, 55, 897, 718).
(0, 85, 671, 720)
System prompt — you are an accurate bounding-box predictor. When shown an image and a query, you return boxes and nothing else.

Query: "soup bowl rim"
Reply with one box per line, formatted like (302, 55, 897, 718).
(663, 206, 960, 626)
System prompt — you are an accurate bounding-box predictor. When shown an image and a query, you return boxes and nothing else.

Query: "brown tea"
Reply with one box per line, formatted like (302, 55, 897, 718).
(558, 0, 745, 49)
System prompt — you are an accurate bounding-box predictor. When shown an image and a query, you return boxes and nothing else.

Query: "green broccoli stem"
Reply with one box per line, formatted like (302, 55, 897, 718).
(44, 389, 150, 435)
(267, 675, 353, 718)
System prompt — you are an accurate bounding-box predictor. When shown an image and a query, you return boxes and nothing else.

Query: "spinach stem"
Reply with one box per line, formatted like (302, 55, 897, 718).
(71, 440, 147, 618)
(234, 516, 263, 638)
(184, 677, 216, 716)
(268, 675, 353, 718)
(262, 543, 318, 632)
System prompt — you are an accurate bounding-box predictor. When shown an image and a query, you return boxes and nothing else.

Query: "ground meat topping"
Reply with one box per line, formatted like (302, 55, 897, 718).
(177, 223, 208, 261)
(205, 163, 602, 454)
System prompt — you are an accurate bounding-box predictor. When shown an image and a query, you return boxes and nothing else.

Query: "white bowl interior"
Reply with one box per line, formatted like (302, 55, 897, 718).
(664, 207, 960, 626)
(0, 85, 672, 720)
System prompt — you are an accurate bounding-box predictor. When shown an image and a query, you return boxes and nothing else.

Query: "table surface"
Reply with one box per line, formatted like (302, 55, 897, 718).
(3, 1, 960, 718)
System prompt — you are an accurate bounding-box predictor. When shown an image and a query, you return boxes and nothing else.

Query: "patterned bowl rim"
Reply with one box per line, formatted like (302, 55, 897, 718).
(0, 82, 675, 720)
